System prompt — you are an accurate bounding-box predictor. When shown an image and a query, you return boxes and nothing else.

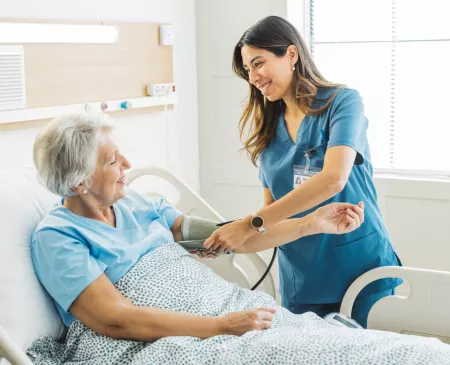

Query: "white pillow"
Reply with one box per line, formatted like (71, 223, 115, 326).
(0, 167, 64, 353)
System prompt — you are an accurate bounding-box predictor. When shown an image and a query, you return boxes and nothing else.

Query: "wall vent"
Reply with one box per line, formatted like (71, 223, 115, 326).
(0, 46, 26, 112)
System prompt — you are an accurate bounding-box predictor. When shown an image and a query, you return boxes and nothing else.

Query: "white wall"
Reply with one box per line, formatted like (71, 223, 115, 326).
(0, 0, 200, 191)
(0, 0, 174, 23)
(0, 114, 171, 168)
(375, 176, 450, 272)
(172, 0, 199, 191)
(196, 0, 288, 220)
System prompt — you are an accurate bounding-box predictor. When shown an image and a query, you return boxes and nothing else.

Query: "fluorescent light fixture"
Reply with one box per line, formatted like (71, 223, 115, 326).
(0, 22, 118, 44)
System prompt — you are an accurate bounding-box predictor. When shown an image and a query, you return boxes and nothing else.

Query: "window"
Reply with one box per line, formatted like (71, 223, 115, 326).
(291, 0, 450, 176)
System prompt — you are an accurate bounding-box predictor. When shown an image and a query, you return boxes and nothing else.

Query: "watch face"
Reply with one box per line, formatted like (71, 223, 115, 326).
(252, 216, 264, 228)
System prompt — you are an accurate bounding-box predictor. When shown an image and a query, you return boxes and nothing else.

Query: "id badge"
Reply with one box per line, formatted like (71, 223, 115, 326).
(293, 165, 321, 188)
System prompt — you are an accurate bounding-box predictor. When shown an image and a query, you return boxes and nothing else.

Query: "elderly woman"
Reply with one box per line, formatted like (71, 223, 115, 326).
(30, 113, 447, 365)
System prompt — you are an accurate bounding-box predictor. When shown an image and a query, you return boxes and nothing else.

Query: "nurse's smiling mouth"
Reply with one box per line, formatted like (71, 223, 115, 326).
(259, 81, 272, 96)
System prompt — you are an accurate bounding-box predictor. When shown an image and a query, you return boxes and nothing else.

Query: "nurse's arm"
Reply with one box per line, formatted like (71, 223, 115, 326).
(263, 188, 275, 207)
(237, 201, 364, 254)
(236, 216, 312, 253)
(258, 146, 356, 228)
(236, 187, 302, 253)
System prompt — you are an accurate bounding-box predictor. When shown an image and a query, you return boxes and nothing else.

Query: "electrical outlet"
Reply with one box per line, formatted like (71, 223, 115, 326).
(146, 83, 176, 97)
(159, 24, 174, 46)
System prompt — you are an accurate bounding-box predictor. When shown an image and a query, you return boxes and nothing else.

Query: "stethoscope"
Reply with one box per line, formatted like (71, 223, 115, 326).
(216, 220, 276, 291)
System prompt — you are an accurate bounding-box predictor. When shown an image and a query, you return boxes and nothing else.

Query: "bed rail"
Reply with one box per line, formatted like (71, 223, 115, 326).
(0, 327, 33, 365)
(340, 266, 450, 342)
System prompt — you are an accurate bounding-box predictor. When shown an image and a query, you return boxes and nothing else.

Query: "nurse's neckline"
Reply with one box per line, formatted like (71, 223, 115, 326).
(280, 112, 312, 146)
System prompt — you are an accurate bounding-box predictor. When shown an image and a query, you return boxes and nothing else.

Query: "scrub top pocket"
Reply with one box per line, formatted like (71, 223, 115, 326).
(333, 231, 402, 295)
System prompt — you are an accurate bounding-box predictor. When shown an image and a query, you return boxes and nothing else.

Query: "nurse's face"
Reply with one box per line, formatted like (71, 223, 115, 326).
(88, 129, 131, 206)
(241, 45, 296, 102)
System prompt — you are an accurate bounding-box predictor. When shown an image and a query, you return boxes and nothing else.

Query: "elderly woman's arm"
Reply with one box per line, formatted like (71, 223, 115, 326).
(170, 216, 183, 242)
(69, 273, 275, 341)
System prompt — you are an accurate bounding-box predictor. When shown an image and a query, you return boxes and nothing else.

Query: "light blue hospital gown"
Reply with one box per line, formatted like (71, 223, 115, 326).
(31, 188, 182, 327)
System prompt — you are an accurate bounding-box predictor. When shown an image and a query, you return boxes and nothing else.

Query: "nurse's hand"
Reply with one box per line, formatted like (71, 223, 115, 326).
(309, 201, 364, 235)
(203, 218, 254, 252)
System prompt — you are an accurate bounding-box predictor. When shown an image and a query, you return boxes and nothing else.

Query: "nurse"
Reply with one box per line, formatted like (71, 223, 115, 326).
(204, 16, 402, 328)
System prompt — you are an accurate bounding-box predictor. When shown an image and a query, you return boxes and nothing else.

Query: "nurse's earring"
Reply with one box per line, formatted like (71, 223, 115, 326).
(292, 63, 295, 71)
(83, 189, 87, 194)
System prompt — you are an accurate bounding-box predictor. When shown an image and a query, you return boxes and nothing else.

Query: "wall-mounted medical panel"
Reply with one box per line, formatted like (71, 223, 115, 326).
(0, 20, 173, 127)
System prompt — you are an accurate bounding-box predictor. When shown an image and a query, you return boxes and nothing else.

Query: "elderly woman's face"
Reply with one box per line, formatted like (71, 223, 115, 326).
(89, 129, 131, 205)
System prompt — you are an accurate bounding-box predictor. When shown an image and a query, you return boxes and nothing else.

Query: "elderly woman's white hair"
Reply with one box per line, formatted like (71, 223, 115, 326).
(33, 113, 115, 197)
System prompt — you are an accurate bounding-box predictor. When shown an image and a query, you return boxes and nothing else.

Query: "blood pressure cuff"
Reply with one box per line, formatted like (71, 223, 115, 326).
(180, 215, 220, 241)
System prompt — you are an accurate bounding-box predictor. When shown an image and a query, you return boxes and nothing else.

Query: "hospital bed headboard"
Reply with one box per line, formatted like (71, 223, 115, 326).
(340, 266, 450, 343)
(125, 166, 276, 298)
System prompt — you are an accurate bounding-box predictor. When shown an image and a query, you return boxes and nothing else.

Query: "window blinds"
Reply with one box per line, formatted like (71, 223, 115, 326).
(309, 0, 450, 175)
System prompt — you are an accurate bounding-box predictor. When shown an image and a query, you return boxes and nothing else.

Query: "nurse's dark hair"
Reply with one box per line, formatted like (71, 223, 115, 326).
(232, 16, 342, 166)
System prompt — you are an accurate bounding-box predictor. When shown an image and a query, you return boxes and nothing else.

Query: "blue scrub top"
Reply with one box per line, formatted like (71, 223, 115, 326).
(31, 188, 182, 326)
(259, 87, 402, 308)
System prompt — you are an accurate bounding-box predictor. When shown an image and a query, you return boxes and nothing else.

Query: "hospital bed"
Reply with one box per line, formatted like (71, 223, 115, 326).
(0, 166, 449, 365)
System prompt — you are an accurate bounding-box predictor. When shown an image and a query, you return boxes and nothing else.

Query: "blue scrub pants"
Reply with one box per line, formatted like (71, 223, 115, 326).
(287, 289, 395, 328)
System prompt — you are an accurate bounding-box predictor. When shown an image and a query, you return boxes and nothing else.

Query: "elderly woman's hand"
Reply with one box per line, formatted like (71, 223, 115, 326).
(308, 201, 364, 235)
(216, 307, 277, 335)
(191, 250, 220, 259)
(203, 218, 254, 252)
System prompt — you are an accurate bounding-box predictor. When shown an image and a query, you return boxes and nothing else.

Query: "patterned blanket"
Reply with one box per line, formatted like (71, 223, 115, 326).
(28, 242, 450, 364)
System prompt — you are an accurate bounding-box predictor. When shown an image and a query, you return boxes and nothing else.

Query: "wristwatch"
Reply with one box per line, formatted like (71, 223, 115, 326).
(251, 212, 266, 234)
